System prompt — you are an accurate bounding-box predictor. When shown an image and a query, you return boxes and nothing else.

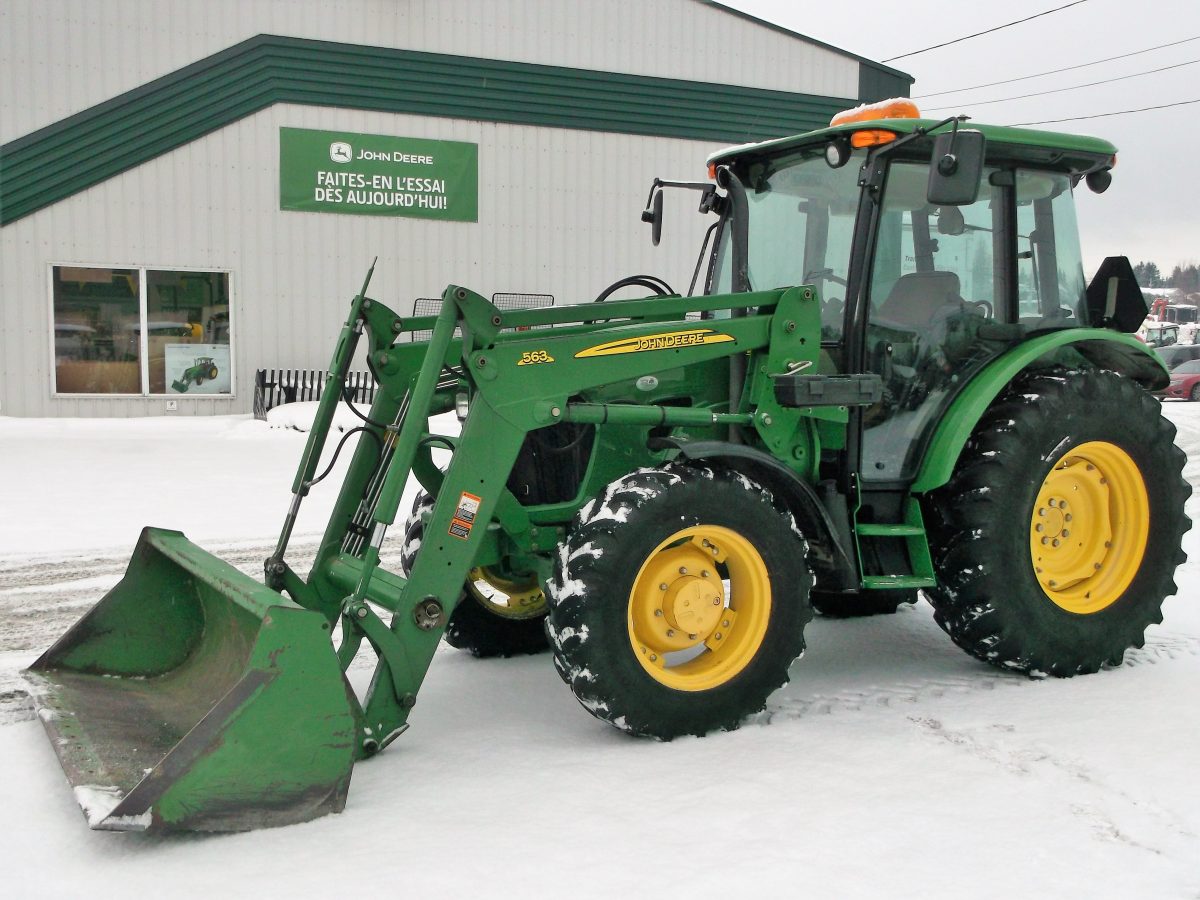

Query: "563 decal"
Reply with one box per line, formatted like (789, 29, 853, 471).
(517, 350, 555, 366)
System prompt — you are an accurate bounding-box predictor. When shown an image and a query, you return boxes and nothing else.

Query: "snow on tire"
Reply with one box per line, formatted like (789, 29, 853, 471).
(547, 464, 813, 739)
(925, 368, 1190, 676)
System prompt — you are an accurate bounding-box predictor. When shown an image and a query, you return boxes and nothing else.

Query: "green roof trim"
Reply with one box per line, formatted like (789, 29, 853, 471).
(0, 34, 869, 226)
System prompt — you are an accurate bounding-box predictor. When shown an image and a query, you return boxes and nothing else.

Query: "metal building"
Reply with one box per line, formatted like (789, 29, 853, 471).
(0, 0, 910, 417)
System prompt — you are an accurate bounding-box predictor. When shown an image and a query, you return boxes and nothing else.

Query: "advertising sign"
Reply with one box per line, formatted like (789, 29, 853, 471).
(280, 127, 478, 221)
(166, 344, 232, 395)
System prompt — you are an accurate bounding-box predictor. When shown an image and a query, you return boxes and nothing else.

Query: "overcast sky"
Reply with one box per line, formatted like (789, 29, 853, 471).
(722, 0, 1198, 278)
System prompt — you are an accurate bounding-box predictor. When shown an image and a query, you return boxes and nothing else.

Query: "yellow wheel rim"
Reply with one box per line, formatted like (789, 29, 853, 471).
(466, 567, 547, 620)
(1029, 441, 1149, 615)
(626, 525, 771, 692)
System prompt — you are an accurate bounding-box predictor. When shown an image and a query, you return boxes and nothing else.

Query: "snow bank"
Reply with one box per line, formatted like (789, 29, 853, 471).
(0, 414, 363, 558)
(265, 401, 361, 433)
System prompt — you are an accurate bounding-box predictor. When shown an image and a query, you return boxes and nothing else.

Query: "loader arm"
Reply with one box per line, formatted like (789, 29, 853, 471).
(296, 284, 819, 754)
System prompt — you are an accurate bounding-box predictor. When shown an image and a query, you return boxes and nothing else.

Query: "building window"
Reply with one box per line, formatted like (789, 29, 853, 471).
(52, 266, 231, 396)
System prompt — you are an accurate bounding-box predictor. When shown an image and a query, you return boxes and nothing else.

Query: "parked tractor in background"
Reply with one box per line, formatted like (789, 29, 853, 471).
(1144, 297, 1199, 346)
(26, 99, 1189, 832)
(1139, 322, 1180, 348)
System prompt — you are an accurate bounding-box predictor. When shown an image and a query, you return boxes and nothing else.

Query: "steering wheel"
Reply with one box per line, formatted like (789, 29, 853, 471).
(593, 275, 676, 303)
(968, 299, 994, 317)
(804, 268, 848, 287)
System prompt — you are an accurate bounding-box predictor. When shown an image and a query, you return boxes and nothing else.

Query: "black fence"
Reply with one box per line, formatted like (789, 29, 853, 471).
(253, 369, 377, 420)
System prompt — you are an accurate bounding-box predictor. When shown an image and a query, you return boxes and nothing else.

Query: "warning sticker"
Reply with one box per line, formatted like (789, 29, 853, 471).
(448, 491, 482, 540)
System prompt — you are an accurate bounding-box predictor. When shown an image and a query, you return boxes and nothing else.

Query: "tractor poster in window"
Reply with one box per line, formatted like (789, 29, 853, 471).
(166, 344, 231, 394)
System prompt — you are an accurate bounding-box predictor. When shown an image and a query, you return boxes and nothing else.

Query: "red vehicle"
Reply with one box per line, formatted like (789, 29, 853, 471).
(1163, 359, 1200, 400)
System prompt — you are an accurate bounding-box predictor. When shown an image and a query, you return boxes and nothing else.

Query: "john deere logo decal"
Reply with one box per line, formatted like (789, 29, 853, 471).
(329, 141, 353, 163)
(575, 329, 735, 359)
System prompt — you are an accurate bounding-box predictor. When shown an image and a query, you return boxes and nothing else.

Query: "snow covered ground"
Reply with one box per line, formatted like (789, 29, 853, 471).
(2, 404, 1199, 898)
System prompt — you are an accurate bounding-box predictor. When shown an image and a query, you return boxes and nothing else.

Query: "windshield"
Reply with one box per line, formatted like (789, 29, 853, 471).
(711, 149, 863, 340)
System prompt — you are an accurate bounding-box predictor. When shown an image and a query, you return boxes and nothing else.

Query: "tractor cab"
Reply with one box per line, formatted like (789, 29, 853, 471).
(696, 101, 1146, 487)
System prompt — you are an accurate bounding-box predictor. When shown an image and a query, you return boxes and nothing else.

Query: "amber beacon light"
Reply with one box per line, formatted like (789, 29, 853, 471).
(831, 98, 921, 148)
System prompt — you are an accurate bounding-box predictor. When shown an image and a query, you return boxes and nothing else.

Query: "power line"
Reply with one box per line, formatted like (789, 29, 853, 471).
(925, 58, 1200, 111)
(882, 1, 1090, 62)
(1007, 97, 1200, 126)
(913, 35, 1200, 99)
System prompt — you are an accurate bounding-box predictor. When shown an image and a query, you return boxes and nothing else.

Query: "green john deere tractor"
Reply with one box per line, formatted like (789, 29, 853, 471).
(171, 355, 219, 393)
(26, 101, 1189, 831)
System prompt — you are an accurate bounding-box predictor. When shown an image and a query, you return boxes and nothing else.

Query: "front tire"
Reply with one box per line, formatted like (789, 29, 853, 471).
(926, 369, 1189, 676)
(401, 492, 550, 658)
(547, 464, 813, 739)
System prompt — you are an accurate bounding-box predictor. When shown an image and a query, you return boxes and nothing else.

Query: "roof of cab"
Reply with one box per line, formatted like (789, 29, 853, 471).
(707, 117, 1118, 171)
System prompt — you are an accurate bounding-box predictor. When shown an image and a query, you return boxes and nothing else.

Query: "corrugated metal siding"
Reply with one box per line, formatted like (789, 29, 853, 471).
(0, 36, 858, 225)
(0, 0, 860, 144)
(0, 0, 894, 418)
(1, 106, 731, 417)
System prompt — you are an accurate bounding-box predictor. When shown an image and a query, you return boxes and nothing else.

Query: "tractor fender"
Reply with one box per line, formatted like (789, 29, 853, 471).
(660, 439, 858, 591)
(911, 329, 1167, 494)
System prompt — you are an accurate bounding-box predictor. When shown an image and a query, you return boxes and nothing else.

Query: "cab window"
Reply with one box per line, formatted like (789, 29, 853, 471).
(710, 149, 862, 342)
(1015, 170, 1088, 324)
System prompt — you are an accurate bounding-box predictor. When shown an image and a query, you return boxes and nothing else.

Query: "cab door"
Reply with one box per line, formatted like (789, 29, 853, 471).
(858, 160, 1015, 483)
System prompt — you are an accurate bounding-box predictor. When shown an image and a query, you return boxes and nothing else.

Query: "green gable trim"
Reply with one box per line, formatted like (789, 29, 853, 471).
(0, 34, 862, 226)
(858, 64, 913, 104)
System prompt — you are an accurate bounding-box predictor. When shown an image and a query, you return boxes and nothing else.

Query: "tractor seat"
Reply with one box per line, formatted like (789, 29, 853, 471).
(876, 271, 962, 328)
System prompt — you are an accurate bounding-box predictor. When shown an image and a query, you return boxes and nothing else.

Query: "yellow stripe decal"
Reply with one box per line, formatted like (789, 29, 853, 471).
(575, 329, 735, 359)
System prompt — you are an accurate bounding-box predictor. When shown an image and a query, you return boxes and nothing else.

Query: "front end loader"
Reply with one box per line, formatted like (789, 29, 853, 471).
(27, 99, 1189, 831)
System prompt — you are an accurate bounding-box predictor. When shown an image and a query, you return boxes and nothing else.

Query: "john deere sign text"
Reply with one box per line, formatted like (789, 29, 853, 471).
(280, 128, 478, 221)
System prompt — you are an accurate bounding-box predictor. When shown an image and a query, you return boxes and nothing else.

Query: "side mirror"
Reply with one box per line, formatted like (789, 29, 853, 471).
(927, 130, 985, 206)
(641, 189, 664, 246)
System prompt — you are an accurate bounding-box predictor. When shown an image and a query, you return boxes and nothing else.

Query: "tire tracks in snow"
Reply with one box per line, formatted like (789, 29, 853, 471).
(761, 670, 1025, 722)
(905, 714, 1196, 859)
(0, 538, 320, 591)
(759, 632, 1200, 724)
(3, 546, 1199, 727)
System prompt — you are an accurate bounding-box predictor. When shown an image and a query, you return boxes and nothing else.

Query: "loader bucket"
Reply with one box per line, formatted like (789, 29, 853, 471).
(24, 527, 359, 832)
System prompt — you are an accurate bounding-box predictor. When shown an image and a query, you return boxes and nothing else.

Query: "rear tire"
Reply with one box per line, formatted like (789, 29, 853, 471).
(925, 369, 1189, 676)
(810, 589, 918, 618)
(401, 492, 550, 658)
(1189, 383, 1200, 402)
(547, 464, 812, 739)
